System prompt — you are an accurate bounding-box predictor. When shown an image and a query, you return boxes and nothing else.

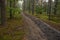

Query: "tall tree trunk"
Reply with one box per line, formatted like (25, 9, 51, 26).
(13, 0, 16, 15)
(54, 0, 58, 15)
(10, 0, 13, 19)
(40, 0, 43, 14)
(0, 0, 6, 25)
(32, 0, 35, 15)
(23, 0, 25, 12)
(29, 0, 30, 13)
(48, 0, 52, 20)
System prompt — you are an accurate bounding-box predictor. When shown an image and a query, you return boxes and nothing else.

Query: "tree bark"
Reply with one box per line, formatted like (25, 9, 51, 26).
(10, 0, 13, 19)
(54, 0, 58, 15)
(0, 0, 6, 25)
(32, 0, 35, 15)
(29, 0, 31, 13)
(23, 0, 25, 12)
(48, 0, 52, 20)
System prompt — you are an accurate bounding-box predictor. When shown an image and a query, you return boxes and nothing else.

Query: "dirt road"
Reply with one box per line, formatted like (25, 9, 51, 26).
(22, 13, 47, 40)
(21, 13, 60, 40)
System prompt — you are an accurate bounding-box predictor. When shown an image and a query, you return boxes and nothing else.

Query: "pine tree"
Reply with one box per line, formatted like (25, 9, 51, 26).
(48, 0, 52, 20)
(32, 0, 35, 15)
(54, 0, 58, 15)
(0, 0, 6, 25)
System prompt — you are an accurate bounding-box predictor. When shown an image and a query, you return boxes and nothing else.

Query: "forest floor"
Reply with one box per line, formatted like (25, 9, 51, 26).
(0, 16, 25, 40)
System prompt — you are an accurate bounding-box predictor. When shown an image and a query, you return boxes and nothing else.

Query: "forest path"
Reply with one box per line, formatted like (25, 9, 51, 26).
(21, 13, 47, 40)
(22, 13, 60, 40)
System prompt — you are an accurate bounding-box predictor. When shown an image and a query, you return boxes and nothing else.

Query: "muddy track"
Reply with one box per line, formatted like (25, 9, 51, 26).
(22, 13, 47, 40)
(23, 13, 60, 40)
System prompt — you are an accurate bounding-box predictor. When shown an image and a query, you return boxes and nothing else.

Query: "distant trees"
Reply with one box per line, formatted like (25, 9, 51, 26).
(23, 0, 35, 14)
(0, 0, 20, 26)
(42, 0, 60, 22)
(23, 0, 60, 22)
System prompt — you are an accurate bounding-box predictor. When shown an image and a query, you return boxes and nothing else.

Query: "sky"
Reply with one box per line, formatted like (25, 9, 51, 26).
(18, 1, 23, 5)
(46, 0, 54, 2)
(18, 1, 23, 9)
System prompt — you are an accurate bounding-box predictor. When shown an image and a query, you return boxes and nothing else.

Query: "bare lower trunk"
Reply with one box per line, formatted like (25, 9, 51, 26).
(32, 0, 35, 15)
(54, 0, 58, 15)
(48, 0, 52, 20)
(0, 0, 6, 26)
(10, 0, 13, 19)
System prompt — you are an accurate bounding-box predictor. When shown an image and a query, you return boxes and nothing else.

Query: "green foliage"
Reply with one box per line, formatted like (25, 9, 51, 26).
(6, 0, 21, 18)
(35, 6, 42, 14)
(0, 0, 21, 23)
